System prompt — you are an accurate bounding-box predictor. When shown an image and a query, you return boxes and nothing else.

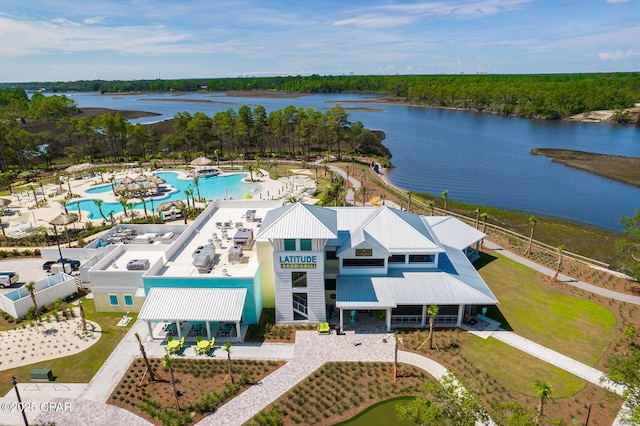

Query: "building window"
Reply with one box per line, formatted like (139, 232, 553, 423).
(389, 254, 406, 263)
(292, 271, 308, 287)
(326, 250, 337, 260)
(124, 295, 134, 306)
(284, 239, 296, 251)
(409, 254, 435, 263)
(355, 248, 373, 257)
(300, 239, 312, 251)
(343, 258, 385, 267)
(109, 294, 119, 306)
(324, 278, 336, 291)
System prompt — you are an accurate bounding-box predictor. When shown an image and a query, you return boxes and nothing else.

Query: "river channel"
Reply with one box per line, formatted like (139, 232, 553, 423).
(62, 92, 639, 231)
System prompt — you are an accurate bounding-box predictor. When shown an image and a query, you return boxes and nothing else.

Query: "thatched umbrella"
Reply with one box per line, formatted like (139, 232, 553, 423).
(190, 156, 212, 167)
(134, 174, 149, 183)
(65, 163, 94, 174)
(150, 175, 165, 185)
(49, 213, 78, 248)
(144, 181, 159, 194)
(115, 183, 128, 194)
(0, 198, 12, 208)
(128, 183, 144, 193)
(120, 176, 134, 185)
(156, 201, 178, 212)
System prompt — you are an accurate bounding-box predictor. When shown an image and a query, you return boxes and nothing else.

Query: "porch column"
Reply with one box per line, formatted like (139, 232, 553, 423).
(339, 308, 344, 333)
(206, 321, 211, 340)
(386, 308, 392, 332)
(235, 321, 241, 342)
(176, 320, 182, 339)
(421, 305, 427, 328)
(147, 320, 154, 340)
(457, 304, 464, 326)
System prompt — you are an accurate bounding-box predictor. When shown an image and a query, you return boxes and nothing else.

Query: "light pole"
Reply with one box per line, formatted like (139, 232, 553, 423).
(39, 220, 66, 273)
(11, 376, 29, 426)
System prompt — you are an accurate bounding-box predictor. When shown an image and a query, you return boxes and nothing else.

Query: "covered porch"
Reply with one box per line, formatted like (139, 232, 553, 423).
(139, 287, 247, 342)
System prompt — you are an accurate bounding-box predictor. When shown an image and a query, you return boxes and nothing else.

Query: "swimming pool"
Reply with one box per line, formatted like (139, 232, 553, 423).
(75, 172, 258, 219)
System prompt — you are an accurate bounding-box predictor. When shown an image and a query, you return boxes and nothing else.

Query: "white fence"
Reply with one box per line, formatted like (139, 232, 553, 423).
(0, 273, 77, 319)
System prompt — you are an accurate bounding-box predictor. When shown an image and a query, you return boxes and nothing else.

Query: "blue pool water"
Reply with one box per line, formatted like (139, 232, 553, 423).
(75, 172, 258, 219)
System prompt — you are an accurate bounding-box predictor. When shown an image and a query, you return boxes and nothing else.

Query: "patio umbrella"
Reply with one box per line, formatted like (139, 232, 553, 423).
(65, 162, 94, 174)
(150, 175, 166, 184)
(144, 182, 159, 194)
(190, 156, 212, 167)
(120, 176, 134, 185)
(115, 183, 129, 194)
(0, 198, 12, 208)
(134, 174, 149, 183)
(156, 201, 176, 212)
(127, 183, 144, 193)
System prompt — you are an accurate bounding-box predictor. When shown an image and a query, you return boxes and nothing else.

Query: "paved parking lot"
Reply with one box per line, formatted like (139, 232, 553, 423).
(0, 258, 49, 294)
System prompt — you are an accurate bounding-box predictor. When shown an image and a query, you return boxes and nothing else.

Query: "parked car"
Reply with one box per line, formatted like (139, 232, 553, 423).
(42, 258, 81, 272)
(0, 271, 19, 288)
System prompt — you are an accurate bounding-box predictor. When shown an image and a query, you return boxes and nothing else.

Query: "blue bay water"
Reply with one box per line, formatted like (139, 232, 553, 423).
(64, 92, 639, 230)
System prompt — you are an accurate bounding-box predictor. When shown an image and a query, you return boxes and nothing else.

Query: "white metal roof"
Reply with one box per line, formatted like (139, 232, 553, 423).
(336, 270, 498, 309)
(425, 216, 486, 250)
(256, 203, 337, 240)
(138, 288, 247, 322)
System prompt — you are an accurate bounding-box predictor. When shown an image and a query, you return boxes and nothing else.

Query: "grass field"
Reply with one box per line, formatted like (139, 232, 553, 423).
(477, 253, 617, 366)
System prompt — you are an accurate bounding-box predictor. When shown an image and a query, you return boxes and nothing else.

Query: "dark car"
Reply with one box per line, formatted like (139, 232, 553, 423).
(43, 258, 81, 272)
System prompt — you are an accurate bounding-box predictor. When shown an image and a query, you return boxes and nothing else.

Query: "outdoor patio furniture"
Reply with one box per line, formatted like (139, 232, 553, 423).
(166, 339, 181, 354)
(317, 322, 330, 335)
(196, 339, 210, 355)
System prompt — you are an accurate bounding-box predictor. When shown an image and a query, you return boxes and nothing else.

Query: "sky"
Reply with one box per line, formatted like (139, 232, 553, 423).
(1, 0, 639, 82)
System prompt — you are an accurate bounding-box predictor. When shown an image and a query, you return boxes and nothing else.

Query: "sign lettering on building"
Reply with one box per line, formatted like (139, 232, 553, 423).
(279, 254, 317, 269)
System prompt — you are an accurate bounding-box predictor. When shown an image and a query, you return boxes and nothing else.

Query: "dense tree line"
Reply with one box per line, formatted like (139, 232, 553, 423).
(0, 89, 388, 180)
(2, 73, 639, 120)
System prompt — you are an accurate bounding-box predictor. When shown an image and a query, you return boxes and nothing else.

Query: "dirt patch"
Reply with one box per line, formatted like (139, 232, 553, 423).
(109, 357, 284, 425)
(531, 148, 640, 188)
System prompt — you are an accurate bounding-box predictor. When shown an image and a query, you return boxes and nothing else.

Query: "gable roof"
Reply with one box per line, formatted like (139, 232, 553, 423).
(425, 216, 486, 250)
(256, 203, 337, 240)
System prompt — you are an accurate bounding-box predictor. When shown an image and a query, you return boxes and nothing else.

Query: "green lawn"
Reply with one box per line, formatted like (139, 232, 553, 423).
(477, 253, 616, 366)
(462, 335, 586, 397)
(0, 297, 133, 395)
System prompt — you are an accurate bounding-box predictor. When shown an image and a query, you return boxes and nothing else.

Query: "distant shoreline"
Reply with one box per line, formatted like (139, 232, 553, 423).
(531, 148, 640, 188)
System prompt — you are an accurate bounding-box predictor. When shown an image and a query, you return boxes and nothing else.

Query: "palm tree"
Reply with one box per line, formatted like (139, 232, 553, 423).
(551, 245, 564, 281)
(135, 333, 164, 382)
(0, 217, 6, 239)
(193, 176, 201, 202)
(243, 163, 255, 182)
(427, 304, 439, 350)
(108, 210, 115, 225)
(407, 191, 413, 212)
(177, 202, 188, 225)
(393, 331, 399, 382)
(183, 189, 191, 209)
(475, 208, 481, 229)
(534, 380, 552, 418)
(29, 185, 39, 207)
(359, 185, 367, 206)
(76, 201, 82, 222)
(214, 148, 221, 166)
(25, 281, 40, 321)
(427, 200, 435, 216)
(79, 300, 86, 333)
(525, 216, 538, 256)
(480, 213, 489, 249)
(139, 195, 148, 219)
(223, 342, 235, 384)
(93, 199, 108, 222)
(441, 190, 449, 212)
(118, 196, 129, 218)
(380, 193, 386, 206)
(57, 196, 70, 215)
(163, 354, 180, 411)
(187, 188, 195, 207)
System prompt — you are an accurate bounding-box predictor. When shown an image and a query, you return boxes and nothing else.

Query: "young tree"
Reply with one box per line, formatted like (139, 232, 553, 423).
(163, 354, 180, 411)
(79, 300, 86, 333)
(525, 216, 538, 256)
(427, 200, 435, 216)
(397, 372, 489, 426)
(475, 208, 481, 229)
(193, 176, 201, 202)
(93, 199, 108, 222)
(118, 196, 129, 218)
(441, 190, 449, 212)
(551, 245, 564, 281)
(24, 281, 40, 321)
(407, 191, 413, 212)
(618, 210, 640, 281)
(135, 333, 164, 383)
(427, 304, 439, 350)
(534, 380, 552, 419)
(223, 342, 234, 384)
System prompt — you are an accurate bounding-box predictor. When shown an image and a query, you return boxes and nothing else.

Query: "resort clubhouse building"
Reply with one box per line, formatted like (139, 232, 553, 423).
(78, 200, 498, 341)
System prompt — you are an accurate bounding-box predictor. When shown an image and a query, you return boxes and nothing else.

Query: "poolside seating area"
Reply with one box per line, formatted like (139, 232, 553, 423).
(165, 336, 185, 354)
(194, 337, 216, 355)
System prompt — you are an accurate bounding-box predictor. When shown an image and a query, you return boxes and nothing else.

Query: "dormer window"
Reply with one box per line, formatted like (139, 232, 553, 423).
(355, 248, 373, 257)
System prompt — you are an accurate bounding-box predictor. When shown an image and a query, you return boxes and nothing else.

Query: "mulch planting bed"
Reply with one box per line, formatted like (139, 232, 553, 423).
(109, 357, 284, 426)
(250, 361, 429, 425)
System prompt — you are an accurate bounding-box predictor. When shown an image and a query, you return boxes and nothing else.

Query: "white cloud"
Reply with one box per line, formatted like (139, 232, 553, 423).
(334, 13, 416, 28)
(84, 17, 106, 25)
(606, 0, 631, 3)
(598, 49, 639, 60)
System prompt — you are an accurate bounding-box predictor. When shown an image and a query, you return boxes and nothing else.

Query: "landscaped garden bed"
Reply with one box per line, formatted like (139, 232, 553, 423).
(109, 357, 284, 426)
(250, 361, 430, 425)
